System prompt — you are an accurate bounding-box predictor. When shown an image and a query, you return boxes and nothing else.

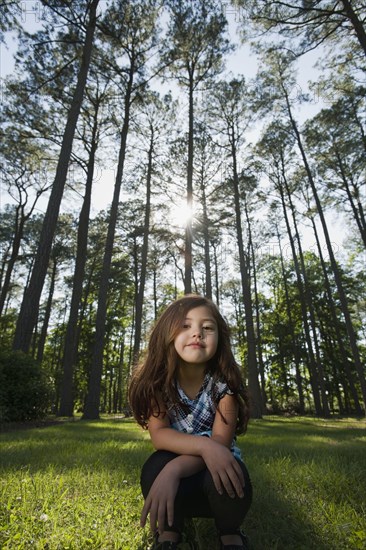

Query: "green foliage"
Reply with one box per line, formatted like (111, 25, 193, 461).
(256, 251, 365, 414)
(0, 311, 17, 350)
(164, 0, 232, 85)
(0, 350, 53, 423)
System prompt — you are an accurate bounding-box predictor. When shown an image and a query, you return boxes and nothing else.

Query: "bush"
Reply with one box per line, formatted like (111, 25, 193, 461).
(0, 350, 52, 423)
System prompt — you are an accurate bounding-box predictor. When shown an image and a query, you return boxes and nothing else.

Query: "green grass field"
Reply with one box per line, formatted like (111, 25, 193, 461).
(1, 416, 365, 549)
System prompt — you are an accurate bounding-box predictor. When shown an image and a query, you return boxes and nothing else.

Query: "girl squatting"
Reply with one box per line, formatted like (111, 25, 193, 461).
(129, 295, 252, 549)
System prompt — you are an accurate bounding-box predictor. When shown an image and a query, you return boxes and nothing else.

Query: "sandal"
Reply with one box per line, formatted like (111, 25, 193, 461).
(149, 531, 180, 550)
(220, 529, 250, 549)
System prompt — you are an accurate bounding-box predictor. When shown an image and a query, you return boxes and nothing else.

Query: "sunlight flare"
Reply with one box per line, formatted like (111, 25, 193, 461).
(168, 200, 196, 229)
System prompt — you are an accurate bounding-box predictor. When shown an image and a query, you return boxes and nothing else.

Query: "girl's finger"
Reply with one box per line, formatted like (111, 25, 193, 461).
(157, 503, 165, 535)
(228, 465, 244, 497)
(140, 499, 149, 527)
(166, 496, 175, 527)
(149, 501, 158, 532)
(212, 471, 224, 495)
(220, 470, 236, 498)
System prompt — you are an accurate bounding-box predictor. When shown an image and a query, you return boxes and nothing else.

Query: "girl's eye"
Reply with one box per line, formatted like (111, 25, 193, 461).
(183, 324, 191, 329)
(203, 325, 215, 332)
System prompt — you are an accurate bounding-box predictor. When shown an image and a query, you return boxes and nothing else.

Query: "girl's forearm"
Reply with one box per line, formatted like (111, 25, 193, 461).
(165, 454, 206, 478)
(151, 426, 213, 457)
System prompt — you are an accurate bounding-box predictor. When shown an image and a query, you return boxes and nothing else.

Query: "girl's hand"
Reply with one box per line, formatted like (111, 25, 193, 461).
(202, 439, 245, 499)
(140, 461, 180, 534)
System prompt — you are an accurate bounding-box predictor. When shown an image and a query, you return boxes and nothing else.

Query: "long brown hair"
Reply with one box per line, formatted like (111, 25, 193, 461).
(128, 295, 250, 433)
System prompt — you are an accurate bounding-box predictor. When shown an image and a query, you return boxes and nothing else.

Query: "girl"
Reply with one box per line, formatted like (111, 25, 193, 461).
(129, 295, 252, 550)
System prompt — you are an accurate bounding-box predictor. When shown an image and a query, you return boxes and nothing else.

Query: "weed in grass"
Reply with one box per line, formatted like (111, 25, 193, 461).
(1, 416, 365, 549)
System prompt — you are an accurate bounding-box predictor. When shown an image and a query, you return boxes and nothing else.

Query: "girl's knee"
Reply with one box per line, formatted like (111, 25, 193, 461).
(203, 461, 252, 519)
(140, 450, 178, 496)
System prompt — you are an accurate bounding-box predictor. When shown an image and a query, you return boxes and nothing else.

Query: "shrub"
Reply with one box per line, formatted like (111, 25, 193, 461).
(0, 350, 52, 422)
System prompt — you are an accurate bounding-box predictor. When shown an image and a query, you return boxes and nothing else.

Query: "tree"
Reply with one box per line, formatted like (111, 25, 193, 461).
(58, 72, 113, 416)
(130, 92, 175, 364)
(13, 0, 100, 353)
(257, 125, 325, 415)
(0, 135, 52, 316)
(163, 0, 232, 293)
(83, 0, 161, 420)
(237, 0, 366, 58)
(207, 78, 264, 417)
(194, 126, 223, 300)
(302, 186, 363, 414)
(303, 91, 366, 249)
(257, 49, 366, 413)
(240, 170, 268, 408)
(0, 1, 20, 41)
(36, 214, 74, 363)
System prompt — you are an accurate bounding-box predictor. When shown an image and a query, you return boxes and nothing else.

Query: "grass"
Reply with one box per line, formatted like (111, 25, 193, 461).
(243, 417, 366, 550)
(0, 416, 365, 549)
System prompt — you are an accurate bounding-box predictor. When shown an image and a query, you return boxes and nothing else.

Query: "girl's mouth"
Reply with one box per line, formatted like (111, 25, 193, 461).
(189, 342, 204, 348)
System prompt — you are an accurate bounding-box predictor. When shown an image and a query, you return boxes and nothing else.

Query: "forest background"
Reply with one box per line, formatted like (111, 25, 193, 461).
(0, 0, 365, 423)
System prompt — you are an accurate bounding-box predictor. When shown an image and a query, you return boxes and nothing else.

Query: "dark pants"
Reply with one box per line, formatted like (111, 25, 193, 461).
(140, 450, 252, 536)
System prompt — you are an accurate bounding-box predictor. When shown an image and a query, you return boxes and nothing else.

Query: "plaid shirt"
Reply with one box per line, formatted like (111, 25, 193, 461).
(166, 373, 242, 459)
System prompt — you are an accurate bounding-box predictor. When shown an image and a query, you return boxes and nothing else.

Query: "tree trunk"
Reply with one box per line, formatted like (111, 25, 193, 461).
(251, 245, 266, 405)
(0, 207, 26, 317)
(212, 242, 220, 307)
(116, 336, 125, 412)
(276, 227, 305, 414)
(341, 0, 366, 58)
(283, 169, 330, 417)
(58, 111, 99, 417)
(0, 240, 12, 292)
(36, 258, 57, 363)
(185, 79, 194, 294)
(200, 175, 213, 299)
(230, 135, 263, 418)
(277, 179, 323, 415)
(284, 87, 366, 414)
(335, 150, 366, 248)
(244, 193, 266, 407)
(13, 0, 99, 352)
(133, 132, 153, 364)
(83, 67, 133, 420)
(309, 215, 362, 414)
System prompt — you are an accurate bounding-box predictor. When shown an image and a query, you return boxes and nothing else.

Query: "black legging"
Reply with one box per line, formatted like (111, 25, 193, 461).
(140, 450, 252, 536)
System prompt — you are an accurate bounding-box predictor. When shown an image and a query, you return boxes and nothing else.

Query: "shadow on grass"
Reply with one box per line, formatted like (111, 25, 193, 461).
(239, 417, 366, 550)
(0, 418, 152, 477)
(247, 416, 366, 441)
(244, 467, 332, 550)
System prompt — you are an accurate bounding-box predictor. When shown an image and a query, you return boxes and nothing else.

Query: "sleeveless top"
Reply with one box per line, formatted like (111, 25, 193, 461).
(165, 373, 242, 460)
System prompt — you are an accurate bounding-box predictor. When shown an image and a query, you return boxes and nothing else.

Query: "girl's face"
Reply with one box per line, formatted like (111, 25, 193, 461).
(174, 306, 219, 368)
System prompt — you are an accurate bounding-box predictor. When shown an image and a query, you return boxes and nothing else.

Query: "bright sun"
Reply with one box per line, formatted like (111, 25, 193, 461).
(168, 200, 196, 229)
